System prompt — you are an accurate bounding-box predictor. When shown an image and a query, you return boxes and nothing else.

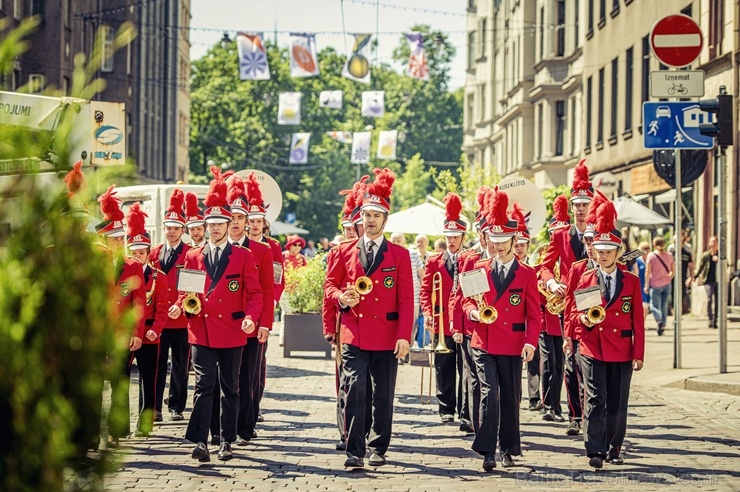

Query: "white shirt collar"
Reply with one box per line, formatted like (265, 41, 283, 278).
(600, 268, 616, 282)
(167, 240, 182, 252)
(230, 235, 246, 246)
(495, 256, 516, 272)
(364, 235, 382, 250)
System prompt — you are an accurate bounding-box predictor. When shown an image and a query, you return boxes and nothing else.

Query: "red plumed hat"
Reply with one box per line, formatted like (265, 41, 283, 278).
(350, 175, 370, 224)
(548, 194, 571, 232)
(95, 185, 125, 237)
(571, 158, 594, 203)
(443, 193, 466, 235)
(511, 202, 530, 243)
(584, 190, 609, 239)
(62, 161, 88, 217)
(362, 167, 395, 214)
(126, 202, 151, 250)
(227, 175, 249, 215)
(593, 201, 622, 250)
(204, 166, 232, 223)
(163, 188, 186, 226)
(185, 192, 204, 227)
(476, 186, 492, 231)
(485, 187, 517, 242)
(245, 172, 268, 218)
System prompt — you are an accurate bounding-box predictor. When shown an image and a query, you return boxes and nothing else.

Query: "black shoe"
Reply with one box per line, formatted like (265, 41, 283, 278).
(344, 455, 364, 468)
(501, 452, 515, 468)
(335, 440, 347, 451)
(192, 442, 210, 462)
(170, 411, 184, 421)
(153, 411, 163, 423)
(542, 411, 554, 422)
(217, 442, 233, 461)
(235, 436, 250, 446)
(210, 435, 221, 446)
(252, 430, 258, 439)
(709, 322, 717, 329)
(459, 422, 475, 433)
(606, 455, 624, 465)
(482, 453, 496, 471)
(440, 414, 454, 423)
(553, 413, 565, 422)
(657, 326, 665, 336)
(589, 456, 603, 469)
(528, 401, 544, 411)
(566, 420, 581, 435)
(257, 412, 264, 422)
(368, 452, 387, 466)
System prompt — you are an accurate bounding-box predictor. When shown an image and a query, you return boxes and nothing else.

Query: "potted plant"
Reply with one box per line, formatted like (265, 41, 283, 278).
(280, 254, 331, 358)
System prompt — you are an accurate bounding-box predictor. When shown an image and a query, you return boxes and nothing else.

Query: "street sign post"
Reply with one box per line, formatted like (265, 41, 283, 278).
(643, 102, 715, 149)
(650, 14, 703, 67)
(650, 70, 705, 98)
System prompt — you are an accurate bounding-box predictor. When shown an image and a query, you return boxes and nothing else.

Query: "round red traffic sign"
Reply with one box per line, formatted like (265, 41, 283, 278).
(650, 14, 703, 68)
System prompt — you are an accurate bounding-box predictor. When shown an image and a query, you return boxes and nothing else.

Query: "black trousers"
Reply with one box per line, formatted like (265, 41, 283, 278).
(109, 353, 135, 439)
(185, 345, 242, 444)
(459, 335, 479, 429)
(336, 361, 373, 441)
(155, 328, 190, 413)
(539, 332, 564, 415)
(237, 338, 262, 439)
(134, 344, 160, 434)
(433, 334, 458, 417)
(526, 335, 541, 404)
(341, 344, 398, 458)
(257, 338, 268, 412)
(580, 355, 633, 459)
(472, 349, 522, 456)
(565, 339, 584, 422)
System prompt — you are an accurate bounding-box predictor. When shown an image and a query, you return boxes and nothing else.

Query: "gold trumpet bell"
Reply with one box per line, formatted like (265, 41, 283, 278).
(354, 276, 373, 295)
(183, 292, 201, 315)
(587, 305, 606, 325)
(479, 305, 498, 324)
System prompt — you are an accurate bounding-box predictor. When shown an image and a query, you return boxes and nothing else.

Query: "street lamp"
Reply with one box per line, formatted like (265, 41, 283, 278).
(221, 33, 231, 49)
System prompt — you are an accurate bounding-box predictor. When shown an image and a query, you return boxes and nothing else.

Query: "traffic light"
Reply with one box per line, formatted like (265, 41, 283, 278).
(698, 93, 733, 147)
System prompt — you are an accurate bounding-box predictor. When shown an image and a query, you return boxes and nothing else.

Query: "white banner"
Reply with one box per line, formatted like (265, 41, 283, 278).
(319, 90, 343, 109)
(351, 131, 371, 164)
(290, 33, 319, 78)
(278, 92, 302, 125)
(236, 32, 270, 81)
(342, 34, 372, 84)
(377, 130, 398, 160)
(326, 131, 352, 144)
(361, 91, 385, 118)
(405, 32, 430, 81)
(289, 133, 311, 164)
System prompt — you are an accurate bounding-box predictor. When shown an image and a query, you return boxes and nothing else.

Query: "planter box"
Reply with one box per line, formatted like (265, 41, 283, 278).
(282, 313, 331, 359)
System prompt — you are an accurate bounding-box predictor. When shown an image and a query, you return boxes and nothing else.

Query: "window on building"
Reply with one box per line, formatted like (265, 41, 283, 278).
(610, 57, 618, 140)
(62, 76, 70, 96)
(13, 0, 20, 19)
(468, 31, 476, 68)
(574, 0, 580, 48)
(625, 47, 633, 131)
(62, 0, 70, 28)
(557, 0, 565, 56)
(588, 0, 594, 33)
(612, 0, 619, 16)
(537, 103, 544, 158)
(599, 0, 606, 24)
(480, 18, 487, 58)
(28, 74, 45, 94)
(597, 68, 604, 144)
(126, 44, 132, 75)
(101, 25, 114, 73)
(709, 0, 724, 59)
(466, 94, 474, 129)
(555, 100, 565, 156)
(586, 76, 592, 148)
(29, 0, 43, 16)
(641, 36, 649, 104)
(479, 83, 486, 122)
(570, 97, 577, 155)
(539, 6, 545, 60)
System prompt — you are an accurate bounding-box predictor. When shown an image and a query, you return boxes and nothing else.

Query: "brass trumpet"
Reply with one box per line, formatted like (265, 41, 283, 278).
(183, 292, 202, 315)
(472, 293, 497, 324)
(530, 242, 566, 315)
(586, 305, 606, 325)
(354, 276, 373, 296)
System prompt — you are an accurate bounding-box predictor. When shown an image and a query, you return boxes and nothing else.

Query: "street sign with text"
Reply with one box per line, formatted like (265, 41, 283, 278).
(650, 15, 703, 68)
(650, 70, 704, 98)
(643, 102, 714, 149)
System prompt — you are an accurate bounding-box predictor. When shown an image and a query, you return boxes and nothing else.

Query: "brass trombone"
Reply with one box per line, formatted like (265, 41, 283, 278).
(419, 272, 452, 404)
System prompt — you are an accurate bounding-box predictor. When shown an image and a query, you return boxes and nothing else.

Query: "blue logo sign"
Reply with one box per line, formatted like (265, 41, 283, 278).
(643, 102, 714, 149)
(94, 125, 123, 146)
(285, 212, 297, 224)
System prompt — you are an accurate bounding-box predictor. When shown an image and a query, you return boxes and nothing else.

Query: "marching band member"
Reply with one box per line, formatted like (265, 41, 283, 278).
(150, 189, 192, 423)
(566, 201, 644, 469)
(224, 175, 275, 446)
(126, 203, 169, 437)
(171, 167, 263, 462)
(420, 193, 466, 424)
(463, 188, 540, 470)
(95, 185, 145, 447)
(324, 168, 413, 468)
(185, 192, 207, 247)
(539, 160, 593, 435)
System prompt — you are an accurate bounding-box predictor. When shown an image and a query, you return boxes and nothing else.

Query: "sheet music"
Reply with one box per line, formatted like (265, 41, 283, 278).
(574, 286, 602, 311)
(177, 269, 207, 294)
(459, 268, 491, 298)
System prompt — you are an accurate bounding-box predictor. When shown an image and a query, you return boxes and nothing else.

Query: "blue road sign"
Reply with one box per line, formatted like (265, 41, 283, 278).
(285, 212, 297, 224)
(643, 102, 715, 149)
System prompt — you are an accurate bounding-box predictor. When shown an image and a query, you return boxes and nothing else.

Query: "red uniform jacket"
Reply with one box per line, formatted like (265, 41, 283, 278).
(567, 268, 645, 362)
(116, 257, 147, 340)
(150, 241, 192, 329)
(462, 257, 541, 356)
(141, 264, 169, 344)
(452, 249, 483, 337)
(264, 235, 285, 302)
(539, 225, 588, 287)
(178, 242, 263, 349)
(235, 238, 275, 334)
(420, 251, 463, 337)
(324, 238, 414, 351)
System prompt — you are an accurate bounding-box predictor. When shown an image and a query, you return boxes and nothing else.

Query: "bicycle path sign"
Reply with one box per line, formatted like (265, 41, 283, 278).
(643, 102, 715, 149)
(650, 70, 704, 98)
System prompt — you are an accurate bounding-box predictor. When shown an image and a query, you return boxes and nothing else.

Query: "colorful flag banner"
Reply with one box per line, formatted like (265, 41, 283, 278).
(289, 33, 319, 78)
(319, 90, 343, 109)
(289, 133, 311, 164)
(361, 91, 385, 118)
(278, 92, 302, 125)
(326, 131, 352, 144)
(342, 34, 372, 84)
(377, 130, 398, 160)
(405, 32, 429, 81)
(351, 132, 371, 164)
(236, 32, 270, 80)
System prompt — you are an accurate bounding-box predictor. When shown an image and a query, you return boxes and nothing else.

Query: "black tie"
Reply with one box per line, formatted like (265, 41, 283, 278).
(499, 265, 506, 286)
(213, 246, 221, 266)
(578, 233, 586, 258)
(366, 241, 375, 270)
(605, 275, 612, 302)
(166, 248, 174, 264)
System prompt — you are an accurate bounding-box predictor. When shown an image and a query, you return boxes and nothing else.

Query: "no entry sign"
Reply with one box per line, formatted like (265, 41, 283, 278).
(650, 14, 703, 68)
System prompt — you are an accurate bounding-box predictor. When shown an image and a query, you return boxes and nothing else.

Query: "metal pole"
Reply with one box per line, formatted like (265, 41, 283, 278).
(717, 144, 728, 373)
(673, 149, 682, 369)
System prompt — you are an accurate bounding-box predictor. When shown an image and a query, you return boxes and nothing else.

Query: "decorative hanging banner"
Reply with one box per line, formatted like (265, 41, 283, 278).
(377, 130, 398, 160)
(406, 32, 429, 81)
(319, 90, 343, 109)
(236, 32, 270, 80)
(326, 131, 352, 144)
(342, 34, 372, 84)
(289, 33, 319, 78)
(278, 92, 302, 125)
(361, 91, 385, 118)
(351, 132, 371, 164)
(289, 133, 311, 164)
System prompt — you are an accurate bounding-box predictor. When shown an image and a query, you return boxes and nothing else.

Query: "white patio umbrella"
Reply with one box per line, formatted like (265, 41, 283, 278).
(385, 202, 464, 236)
(271, 220, 309, 235)
(613, 196, 671, 227)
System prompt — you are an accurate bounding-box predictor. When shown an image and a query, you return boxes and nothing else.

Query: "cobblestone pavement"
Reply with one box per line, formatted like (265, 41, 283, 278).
(105, 330, 740, 491)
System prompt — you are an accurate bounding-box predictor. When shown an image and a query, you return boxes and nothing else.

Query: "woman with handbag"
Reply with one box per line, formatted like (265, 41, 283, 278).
(643, 237, 674, 336)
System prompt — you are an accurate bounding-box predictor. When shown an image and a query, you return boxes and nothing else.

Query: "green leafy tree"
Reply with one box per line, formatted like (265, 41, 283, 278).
(535, 184, 571, 245)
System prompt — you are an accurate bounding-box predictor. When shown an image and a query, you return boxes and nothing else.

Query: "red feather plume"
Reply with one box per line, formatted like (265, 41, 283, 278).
(486, 187, 510, 226)
(167, 188, 185, 214)
(340, 187, 355, 216)
(367, 167, 395, 199)
(185, 192, 201, 217)
(585, 190, 607, 224)
(443, 193, 462, 221)
(63, 161, 86, 197)
(511, 202, 527, 232)
(98, 184, 124, 222)
(227, 175, 247, 203)
(477, 186, 491, 210)
(245, 172, 264, 206)
(595, 200, 617, 234)
(552, 194, 571, 222)
(351, 175, 369, 208)
(126, 202, 148, 237)
(205, 166, 228, 207)
(572, 158, 591, 191)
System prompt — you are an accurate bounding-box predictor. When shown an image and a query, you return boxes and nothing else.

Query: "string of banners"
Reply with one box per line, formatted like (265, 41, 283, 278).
(289, 130, 398, 164)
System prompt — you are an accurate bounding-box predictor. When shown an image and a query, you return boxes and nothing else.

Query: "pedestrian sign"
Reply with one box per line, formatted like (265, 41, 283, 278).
(643, 102, 715, 149)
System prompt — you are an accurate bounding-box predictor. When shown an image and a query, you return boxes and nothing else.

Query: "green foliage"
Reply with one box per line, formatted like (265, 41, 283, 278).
(189, 25, 462, 238)
(281, 255, 327, 313)
(535, 184, 571, 245)
(393, 153, 435, 210)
